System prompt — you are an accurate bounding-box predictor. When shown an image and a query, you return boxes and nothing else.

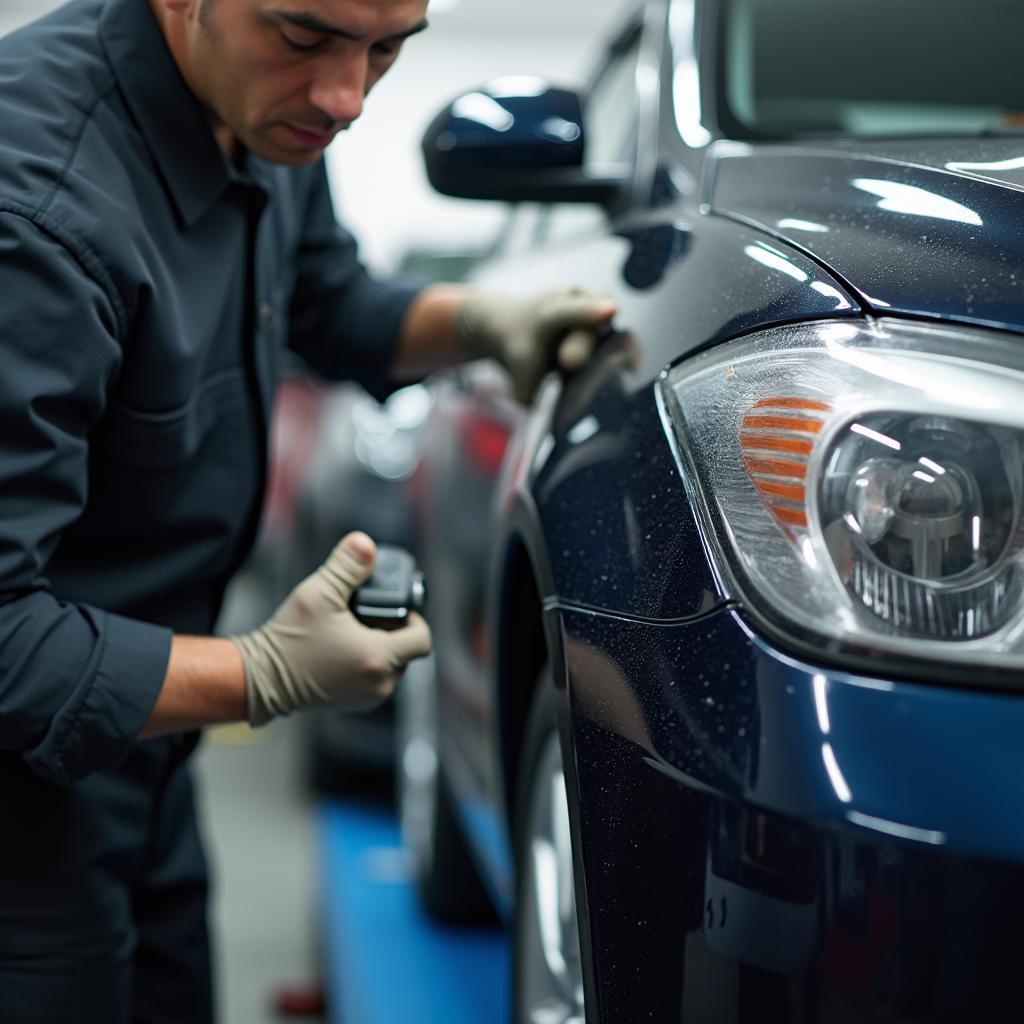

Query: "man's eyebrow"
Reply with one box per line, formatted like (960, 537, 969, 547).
(274, 10, 429, 42)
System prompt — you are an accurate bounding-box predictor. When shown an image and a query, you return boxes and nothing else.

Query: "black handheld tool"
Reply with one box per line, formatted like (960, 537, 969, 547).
(352, 545, 426, 628)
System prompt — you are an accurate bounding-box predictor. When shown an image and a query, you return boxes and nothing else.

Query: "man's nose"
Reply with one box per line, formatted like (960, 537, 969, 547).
(309, 51, 368, 127)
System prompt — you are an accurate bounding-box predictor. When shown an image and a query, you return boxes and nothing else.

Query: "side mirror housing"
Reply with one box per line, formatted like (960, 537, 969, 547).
(422, 78, 627, 206)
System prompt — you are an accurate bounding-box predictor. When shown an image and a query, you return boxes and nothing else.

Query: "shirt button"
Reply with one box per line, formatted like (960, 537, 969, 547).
(258, 303, 274, 330)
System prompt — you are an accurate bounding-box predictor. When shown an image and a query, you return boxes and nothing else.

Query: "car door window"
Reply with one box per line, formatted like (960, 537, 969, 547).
(541, 23, 643, 246)
(584, 24, 644, 170)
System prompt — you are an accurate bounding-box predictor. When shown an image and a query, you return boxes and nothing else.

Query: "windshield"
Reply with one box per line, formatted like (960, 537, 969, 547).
(718, 0, 1024, 139)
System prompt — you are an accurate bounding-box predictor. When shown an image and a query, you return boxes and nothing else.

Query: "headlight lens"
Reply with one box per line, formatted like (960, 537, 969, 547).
(659, 318, 1024, 671)
(822, 412, 1022, 640)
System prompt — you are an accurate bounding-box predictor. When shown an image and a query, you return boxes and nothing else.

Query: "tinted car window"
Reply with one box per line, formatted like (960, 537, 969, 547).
(717, 0, 1024, 138)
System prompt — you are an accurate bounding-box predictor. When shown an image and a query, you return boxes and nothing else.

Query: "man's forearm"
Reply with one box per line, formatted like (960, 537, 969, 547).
(392, 282, 468, 379)
(140, 635, 247, 739)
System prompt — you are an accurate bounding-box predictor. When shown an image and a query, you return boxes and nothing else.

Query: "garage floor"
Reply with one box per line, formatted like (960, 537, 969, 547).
(194, 713, 509, 1024)
(319, 799, 507, 1024)
(194, 718, 322, 1024)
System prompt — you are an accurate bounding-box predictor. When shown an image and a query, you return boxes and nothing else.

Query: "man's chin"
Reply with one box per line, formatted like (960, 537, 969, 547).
(245, 124, 341, 166)
(248, 138, 326, 167)
(266, 147, 325, 167)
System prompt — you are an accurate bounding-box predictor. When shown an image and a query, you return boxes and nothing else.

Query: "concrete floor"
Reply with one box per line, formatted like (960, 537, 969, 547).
(194, 558, 330, 1024)
(194, 716, 323, 1024)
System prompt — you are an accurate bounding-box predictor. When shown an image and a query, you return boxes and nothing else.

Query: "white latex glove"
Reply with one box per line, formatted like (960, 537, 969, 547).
(231, 533, 432, 726)
(454, 287, 617, 403)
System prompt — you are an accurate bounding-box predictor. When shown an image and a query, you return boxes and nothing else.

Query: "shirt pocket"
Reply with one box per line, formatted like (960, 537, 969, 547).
(75, 366, 261, 591)
(96, 369, 246, 469)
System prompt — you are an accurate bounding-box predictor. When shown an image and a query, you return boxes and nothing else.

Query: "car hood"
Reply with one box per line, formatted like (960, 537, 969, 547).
(706, 137, 1024, 334)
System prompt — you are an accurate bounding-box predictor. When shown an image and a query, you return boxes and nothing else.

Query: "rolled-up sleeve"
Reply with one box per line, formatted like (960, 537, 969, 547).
(286, 165, 425, 401)
(0, 211, 171, 784)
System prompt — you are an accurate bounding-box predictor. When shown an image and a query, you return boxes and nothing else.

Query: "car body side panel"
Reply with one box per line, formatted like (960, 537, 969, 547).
(430, 205, 866, 903)
(474, 206, 863, 398)
(471, 207, 863, 624)
(529, 379, 719, 621)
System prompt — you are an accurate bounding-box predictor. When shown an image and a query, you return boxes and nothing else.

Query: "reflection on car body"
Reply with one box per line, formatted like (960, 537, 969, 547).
(398, 0, 1024, 1021)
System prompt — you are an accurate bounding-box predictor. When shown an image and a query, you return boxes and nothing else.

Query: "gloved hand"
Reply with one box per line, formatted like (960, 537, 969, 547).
(454, 287, 617, 404)
(230, 533, 432, 727)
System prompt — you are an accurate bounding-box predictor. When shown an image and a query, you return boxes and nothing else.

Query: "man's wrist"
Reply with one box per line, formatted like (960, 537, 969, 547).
(140, 635, 247, 739)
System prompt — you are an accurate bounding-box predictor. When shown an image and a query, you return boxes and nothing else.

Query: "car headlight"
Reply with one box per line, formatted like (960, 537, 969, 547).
(658, 317, 1024, 677)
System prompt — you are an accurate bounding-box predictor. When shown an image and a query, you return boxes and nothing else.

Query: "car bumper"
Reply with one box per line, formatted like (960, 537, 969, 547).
(559, 603, 1024, 1022)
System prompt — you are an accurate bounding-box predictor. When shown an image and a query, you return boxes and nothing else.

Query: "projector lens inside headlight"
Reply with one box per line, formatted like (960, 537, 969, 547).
(820, 413, 1022, 639)
(659, 319, 1024, 672)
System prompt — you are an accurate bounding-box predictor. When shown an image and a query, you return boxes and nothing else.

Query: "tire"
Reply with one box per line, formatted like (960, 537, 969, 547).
(396, 654, 495, 923)
(512, 672, 587, 1024)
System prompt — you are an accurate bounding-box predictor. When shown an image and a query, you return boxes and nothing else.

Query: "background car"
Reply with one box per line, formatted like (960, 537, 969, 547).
(397, 0, 1024, 1021)
(292, 379, 434, 789)
(289, 245, 490, 791)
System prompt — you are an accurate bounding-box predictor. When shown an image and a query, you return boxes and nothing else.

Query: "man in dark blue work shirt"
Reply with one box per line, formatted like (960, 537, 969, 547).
(0, 0, 615, 1019)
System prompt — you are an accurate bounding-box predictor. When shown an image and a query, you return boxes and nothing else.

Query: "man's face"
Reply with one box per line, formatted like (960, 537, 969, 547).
(164, 0, 430, 164)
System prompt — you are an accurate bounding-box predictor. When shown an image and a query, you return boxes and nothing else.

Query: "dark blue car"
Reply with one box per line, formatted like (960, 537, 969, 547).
(397, 0, 1024, 1020)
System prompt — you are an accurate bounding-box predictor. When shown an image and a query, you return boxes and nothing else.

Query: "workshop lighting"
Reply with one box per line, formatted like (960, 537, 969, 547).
(451, 93, 514, 132)
(822, 743, 853, 804)
(744, 243, 809, 282)
(813, 675, 831, 735)
(777, 217, 830, 233)
(851, 178, 983, 226)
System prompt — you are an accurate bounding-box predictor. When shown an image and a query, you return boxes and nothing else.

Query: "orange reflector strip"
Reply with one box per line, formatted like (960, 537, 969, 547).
(768, 504, 808, 528)
(753, 480, 806, 502)
(741, 457, 807, 479)
(740, 396, 831, 539)
(741, 415, 823, 433)
(752, 397, 832, 412)
(740, 434, 814, 455)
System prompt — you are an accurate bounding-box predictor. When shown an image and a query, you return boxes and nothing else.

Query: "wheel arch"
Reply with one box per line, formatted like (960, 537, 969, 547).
(494, 500, 602, 1020)
(492, 496, 564, 841)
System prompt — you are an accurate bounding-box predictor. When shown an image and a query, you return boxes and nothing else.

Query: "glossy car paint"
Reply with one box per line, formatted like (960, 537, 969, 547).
(707, 139, 1024, 333)
(414, 0, 1024, 1020)
(562, 606, 1024, 1021)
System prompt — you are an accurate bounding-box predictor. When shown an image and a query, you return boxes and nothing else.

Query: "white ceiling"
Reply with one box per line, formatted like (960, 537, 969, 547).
(428, 0, 627, 30)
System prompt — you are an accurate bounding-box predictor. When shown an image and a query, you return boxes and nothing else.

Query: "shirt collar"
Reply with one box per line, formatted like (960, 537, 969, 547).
(98, 0, 239, 228)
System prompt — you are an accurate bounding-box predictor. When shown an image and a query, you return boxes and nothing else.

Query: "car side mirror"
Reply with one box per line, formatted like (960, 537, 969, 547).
(422, 78, 628, 206)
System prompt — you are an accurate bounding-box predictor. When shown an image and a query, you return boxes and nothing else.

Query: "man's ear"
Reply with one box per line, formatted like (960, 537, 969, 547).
(159, 0, 194, 14)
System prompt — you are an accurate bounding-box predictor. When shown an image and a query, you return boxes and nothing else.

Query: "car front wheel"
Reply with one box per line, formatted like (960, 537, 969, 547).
(513, 676, 586, 1024)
